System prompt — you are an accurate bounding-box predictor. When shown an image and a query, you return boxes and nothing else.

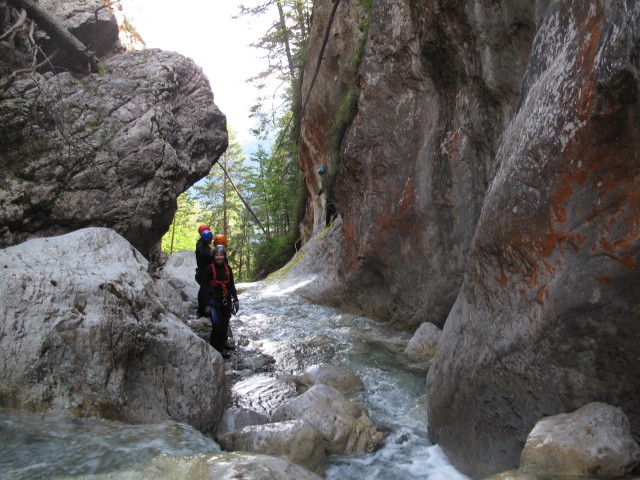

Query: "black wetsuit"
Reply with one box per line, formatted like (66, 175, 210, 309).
(203, 260, 238, 352)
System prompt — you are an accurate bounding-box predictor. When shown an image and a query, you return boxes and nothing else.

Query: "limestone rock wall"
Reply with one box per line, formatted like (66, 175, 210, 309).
(298, 0, 546, 328)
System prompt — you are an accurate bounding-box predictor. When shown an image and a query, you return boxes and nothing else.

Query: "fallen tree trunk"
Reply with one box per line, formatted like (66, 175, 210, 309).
(6, 0, 99, 71)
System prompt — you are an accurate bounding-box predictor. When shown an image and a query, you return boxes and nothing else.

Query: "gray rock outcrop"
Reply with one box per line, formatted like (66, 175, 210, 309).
(427, 2, 640, 477)
(0, 1, 228, 258)
(520, 402, 640, 477)
(0, 228, 228, 433)
(159, 249, 198, 303)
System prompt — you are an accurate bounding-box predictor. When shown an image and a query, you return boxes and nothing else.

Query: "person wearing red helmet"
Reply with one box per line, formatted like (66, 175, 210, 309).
(195, 229, 214, 317)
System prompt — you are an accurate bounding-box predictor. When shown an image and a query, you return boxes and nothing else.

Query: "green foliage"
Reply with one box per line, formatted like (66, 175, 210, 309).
(253, 228, 300, 279)
(349, 0, 373, 72)
(161, 193, 203, 254)
(158, 3, 313, 281)
(332, 87, 361, 151)
(237, 0, 311, 139)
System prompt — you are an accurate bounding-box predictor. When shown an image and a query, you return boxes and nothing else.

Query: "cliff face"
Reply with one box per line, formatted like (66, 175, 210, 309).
(297, 0, 639, 477)
(299, 0, 547, 327)
(0, 0, 227, 258)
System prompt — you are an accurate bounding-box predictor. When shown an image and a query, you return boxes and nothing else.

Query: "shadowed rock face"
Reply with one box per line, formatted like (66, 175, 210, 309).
(427, 2, 640, 477)
(0, 1, 228, 258)
(298, 0, 544, 328)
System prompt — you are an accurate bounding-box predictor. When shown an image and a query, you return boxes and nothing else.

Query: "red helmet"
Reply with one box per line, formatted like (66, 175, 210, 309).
(198, 225, 211, 234)
(214, 234, 228, 246)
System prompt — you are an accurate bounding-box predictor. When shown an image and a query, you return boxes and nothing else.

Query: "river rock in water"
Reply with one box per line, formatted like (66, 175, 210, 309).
(217, 406, 270, 436)
(0, 228, 227, 434)
(279, 363, 364, 395)
(272, 384, 384, 455)
(520, 402, 640, 477)
(217, 419, 327, 476)
(404, 322, 442, 357)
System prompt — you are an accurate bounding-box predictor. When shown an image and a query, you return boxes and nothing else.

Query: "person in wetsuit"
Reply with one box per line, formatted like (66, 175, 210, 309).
(203, 244, 239, 358)
(195, 228, 213, 317)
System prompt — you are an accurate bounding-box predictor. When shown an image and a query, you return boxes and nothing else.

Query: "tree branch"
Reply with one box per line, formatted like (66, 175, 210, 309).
(217, 161, 271, 240)
(0, 7, 27, 41)
(6, 0, 99, 72)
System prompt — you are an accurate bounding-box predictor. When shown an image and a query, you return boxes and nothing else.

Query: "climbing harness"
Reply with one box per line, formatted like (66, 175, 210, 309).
(210, 262, 231, 305)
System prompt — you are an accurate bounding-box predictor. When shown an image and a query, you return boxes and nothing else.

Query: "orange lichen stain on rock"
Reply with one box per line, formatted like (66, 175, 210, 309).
(597, 274, 615, 286)
(618, 256, 636, 270)
(535, 284, 548, 305)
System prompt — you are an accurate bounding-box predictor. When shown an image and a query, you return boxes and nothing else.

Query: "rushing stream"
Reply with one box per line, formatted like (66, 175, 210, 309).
(0, 278, 470, 479)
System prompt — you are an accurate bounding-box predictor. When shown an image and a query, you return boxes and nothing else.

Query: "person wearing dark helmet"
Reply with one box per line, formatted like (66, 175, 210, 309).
(195, 228, 213, 317)
(204, 244, 239, 358)
(314, 167, 336, 227)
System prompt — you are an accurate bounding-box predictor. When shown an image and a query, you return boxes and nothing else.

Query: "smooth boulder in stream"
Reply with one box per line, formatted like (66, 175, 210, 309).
(272, 384, 385, 455)
(520, 402, 640, 476)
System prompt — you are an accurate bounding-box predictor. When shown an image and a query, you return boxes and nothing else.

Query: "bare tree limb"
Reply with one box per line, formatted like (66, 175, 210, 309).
(217, 161, 271, 240)
(0, 7, 27, 41)
(6, 0, 99, 71)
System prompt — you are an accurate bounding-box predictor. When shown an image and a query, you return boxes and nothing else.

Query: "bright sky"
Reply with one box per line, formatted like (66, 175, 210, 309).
(119, 0, 273, 156)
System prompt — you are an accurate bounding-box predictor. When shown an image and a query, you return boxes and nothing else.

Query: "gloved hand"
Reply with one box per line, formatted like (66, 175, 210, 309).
(232, 299, 239, 315)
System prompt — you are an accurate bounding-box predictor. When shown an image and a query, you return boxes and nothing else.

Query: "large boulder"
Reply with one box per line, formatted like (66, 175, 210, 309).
(0, 228, 228, 433)
(0, 0, 228, 258)
(427, 2, 640, 477)
(520, 402, 640, 477)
